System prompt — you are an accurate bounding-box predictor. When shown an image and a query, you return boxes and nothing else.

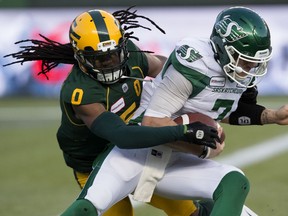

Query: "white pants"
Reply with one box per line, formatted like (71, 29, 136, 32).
(84, 146, 244, 215)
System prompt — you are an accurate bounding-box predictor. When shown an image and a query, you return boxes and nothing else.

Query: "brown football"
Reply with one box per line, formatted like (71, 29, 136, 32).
(174, 112, 225, 143)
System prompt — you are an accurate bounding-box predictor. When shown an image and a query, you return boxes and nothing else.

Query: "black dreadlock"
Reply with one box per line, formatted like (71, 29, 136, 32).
(3, 6, 165, 80)
(113, 6, 165, 41)
(3, 35, 75, 80)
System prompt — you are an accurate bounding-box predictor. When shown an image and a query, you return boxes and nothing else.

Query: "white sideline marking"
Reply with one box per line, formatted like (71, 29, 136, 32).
(215, 134, 288, 168)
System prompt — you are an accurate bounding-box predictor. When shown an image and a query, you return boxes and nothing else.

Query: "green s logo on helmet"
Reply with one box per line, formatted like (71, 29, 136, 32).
(215, 18, 248, 43)
(210, 6, 272, 88)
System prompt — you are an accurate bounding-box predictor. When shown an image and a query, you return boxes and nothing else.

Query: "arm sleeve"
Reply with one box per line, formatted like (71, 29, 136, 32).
(228, 86, 266, 125)
(238, 86, 259, 104)
(145, 65, 192, 118)
(90, 111, 185, 149)
(228, 102, 265, 125)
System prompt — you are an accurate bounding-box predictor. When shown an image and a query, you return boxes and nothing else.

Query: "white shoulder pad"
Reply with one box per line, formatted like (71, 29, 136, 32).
(174, 37, 219, 76)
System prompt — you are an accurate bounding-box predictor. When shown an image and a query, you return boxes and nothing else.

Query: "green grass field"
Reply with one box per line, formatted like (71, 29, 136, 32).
(0, 96, 287, 216)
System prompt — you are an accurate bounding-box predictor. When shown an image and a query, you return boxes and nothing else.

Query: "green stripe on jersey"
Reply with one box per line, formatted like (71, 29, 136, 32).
(170, 51, 210, 98)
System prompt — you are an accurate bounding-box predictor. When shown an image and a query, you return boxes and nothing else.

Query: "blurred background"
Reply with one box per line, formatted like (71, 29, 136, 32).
(0, 1, 287, 216)
(1, 0, 288, 97)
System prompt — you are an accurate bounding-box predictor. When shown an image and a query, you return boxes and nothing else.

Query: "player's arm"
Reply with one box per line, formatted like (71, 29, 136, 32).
(223, 87, 288, 125)
(261, 105, 288, 125)
(145, 53, 167, 78)
(142, 66, 220, 154)
(223, 104, 288, 125)
(143, 115, 218, 157)
(73, 103, 217, 149)
(73, 103, 106, 127)
(224, 86, 265, 125)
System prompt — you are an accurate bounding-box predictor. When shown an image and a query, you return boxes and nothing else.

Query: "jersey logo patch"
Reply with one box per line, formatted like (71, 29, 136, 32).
(122, 83, 129, 93)
(238, 116, 251, 125)
(111, 97, 125, 113)
(210, 76, 226, 87)
(176, 45, 202, 62)
(215, 18, 248, 42)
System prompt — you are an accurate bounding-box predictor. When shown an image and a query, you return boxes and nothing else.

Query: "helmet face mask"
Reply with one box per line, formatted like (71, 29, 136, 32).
(223, 45, 271, 87)
(210, 6, 272, 88)
(69, 9, 129, 84)
(74, 39, 128, 84)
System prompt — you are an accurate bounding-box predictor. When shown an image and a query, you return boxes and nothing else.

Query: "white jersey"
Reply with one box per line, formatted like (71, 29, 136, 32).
(144, 37, 247, 121)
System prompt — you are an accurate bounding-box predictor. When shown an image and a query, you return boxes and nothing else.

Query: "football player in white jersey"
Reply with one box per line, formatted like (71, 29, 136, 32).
(60, 6, 288, 216)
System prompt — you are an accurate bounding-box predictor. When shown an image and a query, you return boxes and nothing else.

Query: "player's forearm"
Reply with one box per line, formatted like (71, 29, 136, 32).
(261, 105, 288, 125)
(90, 111, 185, 149)
(261, 108, 275, 124)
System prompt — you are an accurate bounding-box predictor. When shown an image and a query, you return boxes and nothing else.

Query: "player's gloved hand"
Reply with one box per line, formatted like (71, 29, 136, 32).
(182, 122, 220, 149)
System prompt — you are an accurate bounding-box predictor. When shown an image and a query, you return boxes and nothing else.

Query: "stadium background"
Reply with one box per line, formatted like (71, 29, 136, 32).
(0, 1, 287, 216)
(1, 1, 288, 97)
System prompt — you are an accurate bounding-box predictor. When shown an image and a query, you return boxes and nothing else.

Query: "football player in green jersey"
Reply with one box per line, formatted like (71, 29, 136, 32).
(4, 7, 220, 216)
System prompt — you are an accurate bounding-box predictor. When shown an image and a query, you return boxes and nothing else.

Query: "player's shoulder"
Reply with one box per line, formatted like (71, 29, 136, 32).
(126, 39, 149, 77)
(61, 66, 105, 105)
(127, 39, 138, 50)
(172, 37, 218, 76)
(175, 37, 212, 58)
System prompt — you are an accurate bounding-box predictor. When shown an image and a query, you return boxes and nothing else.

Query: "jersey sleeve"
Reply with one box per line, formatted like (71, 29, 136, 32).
(91, 111, 186, 149)
(170, 47, 211, 97)
(145, 64, 192, 118)
(144, 42, 211, 118)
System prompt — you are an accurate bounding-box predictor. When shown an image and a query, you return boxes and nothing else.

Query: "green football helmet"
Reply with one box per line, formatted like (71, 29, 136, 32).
(210, 7, 272, 87)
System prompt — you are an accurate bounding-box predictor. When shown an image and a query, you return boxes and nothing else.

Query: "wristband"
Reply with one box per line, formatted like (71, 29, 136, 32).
(229, 102, 265, 125)
(198, 146, 211, 159)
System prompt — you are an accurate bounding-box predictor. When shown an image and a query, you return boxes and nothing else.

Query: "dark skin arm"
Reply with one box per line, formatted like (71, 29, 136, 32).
(145, 54, 167, 78)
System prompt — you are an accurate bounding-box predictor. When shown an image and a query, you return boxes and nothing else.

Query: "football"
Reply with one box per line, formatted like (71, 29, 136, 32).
(174, 112, 225, 143)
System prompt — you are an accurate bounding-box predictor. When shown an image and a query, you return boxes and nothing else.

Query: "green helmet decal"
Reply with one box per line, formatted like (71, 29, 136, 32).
(215, 18, 248, 43)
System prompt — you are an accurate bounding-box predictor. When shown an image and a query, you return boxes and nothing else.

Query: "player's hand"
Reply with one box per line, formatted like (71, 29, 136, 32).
(183, 122, 220, 149)
(275, 105, 288, 125)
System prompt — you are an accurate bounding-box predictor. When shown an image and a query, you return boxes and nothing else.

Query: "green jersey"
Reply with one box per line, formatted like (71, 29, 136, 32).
(57, 40, 149, 173)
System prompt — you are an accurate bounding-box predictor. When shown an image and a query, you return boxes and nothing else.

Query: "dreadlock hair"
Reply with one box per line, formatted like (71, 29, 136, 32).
(113, 6, 165, 41)
(3, 6, 165, 80)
